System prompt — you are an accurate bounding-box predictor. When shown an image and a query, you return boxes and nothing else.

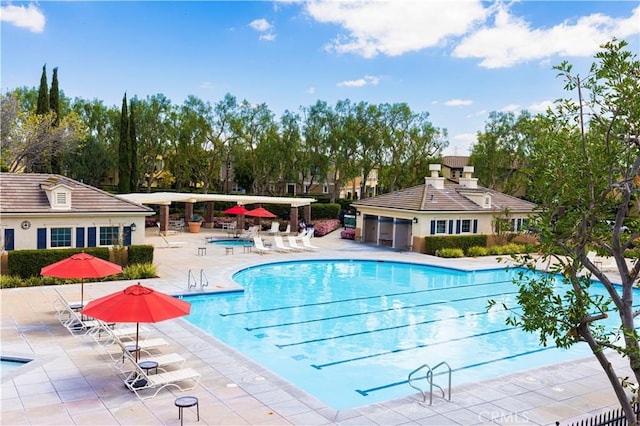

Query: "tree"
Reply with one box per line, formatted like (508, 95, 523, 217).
(470, 111, 533, 196)
(49, 67, 64, 174)
(136, 94, 172, 191)
(489, 39, 640, 423)
(36, 65, 49, 115)
(118, 93, 131, 193)
(128, 98, 138, 191)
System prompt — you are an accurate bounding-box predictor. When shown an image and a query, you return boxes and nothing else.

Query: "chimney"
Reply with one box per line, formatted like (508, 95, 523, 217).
(459, 166, 478, 189)
(424, 164, 445, 189)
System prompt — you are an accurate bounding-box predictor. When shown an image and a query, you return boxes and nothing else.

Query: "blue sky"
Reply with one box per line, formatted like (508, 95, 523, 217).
(2, 1, 639, 155)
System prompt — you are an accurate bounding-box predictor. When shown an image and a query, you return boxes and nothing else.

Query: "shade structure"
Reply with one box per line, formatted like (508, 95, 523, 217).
(41, 253, 123, 308)
(223, 205, 250, 215)
(82, 283, 191, 361)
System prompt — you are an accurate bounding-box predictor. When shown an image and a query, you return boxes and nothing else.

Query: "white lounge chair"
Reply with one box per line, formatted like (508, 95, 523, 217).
(113, 336, 185, 377)
(267, 221, 280, 234)
(238, 226, 260, 240)
(61, 308, 101, 336)
(123, 357, 201, 400)
(273, 235, 295, 252)
(300, 235, 319, 250)
(158, 235, 187, 248)
(287, 236, 308, 251)
(252, 236, 272, 255)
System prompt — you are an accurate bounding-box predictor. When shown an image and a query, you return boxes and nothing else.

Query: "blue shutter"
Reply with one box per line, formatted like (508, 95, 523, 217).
(88, 227, 97, 247)
(76, 228, 85, 248)
(124, 226, 132, 246)
(456, 220, 461, 234)
(473, 219, 478, 233)
(37, 228, 46, 249)
(4, 229, 14, 251)
(448, 220, 453, 234)
(430, 220, 436, 235)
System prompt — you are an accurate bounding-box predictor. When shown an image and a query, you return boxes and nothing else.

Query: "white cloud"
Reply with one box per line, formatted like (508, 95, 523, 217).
(199, 82, 214, 90)
(466, 109, 487, 119)
(249, 18, 272, 32)
(453, 4, 640, 68)
(337, 75, 380, 87)
(306, 87, 316, 95)
(500, 103, 521, 112)
(527, 100, 553, 113)
(259, 33, 277, 41)
(1, 3, 45, 33)
(444, 99, 473, 107)
(304, 0, 488, 58)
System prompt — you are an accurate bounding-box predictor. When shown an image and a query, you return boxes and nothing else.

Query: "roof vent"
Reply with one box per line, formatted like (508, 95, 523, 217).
(459, 166, 478, 189)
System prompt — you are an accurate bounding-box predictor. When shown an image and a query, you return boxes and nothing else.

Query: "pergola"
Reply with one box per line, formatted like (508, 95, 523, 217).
(118, 192, 317, 234)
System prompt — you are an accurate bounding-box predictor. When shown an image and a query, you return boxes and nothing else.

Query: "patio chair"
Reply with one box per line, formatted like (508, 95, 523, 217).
(113, 336, 185, 377)
(267, 221, 280, 234)
(61, 308, 101, 336)
(53, 288, 83, 322)
(87, 319, 146, 345)
(239, 226, 260, 241)
(287, 236, 308, 252)
(252, 236, 272, 255)
(273, 235, 295, 252)
(300, 235, 319, 250)
(158, 234, 187, 249)
(123, 356, 201, 400)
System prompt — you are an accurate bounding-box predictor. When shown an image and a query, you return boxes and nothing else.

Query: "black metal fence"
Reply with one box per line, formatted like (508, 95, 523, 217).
(558, 404, 640, 426)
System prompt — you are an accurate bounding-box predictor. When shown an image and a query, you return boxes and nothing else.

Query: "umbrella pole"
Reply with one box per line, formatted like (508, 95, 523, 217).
(135, 323, 140, 363)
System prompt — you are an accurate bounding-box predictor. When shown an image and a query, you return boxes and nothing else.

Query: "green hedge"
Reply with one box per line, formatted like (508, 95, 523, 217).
(8, 247, 111, 278)
(7, 245, 154, 279)
(128, 245, 155, 265)
(424, 235, 487, 255)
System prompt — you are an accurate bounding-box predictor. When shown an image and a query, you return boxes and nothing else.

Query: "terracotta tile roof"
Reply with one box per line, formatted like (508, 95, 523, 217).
(442, 156, 470, 169)
(352, 182, 535, 213)
(0, 173, 153, 214)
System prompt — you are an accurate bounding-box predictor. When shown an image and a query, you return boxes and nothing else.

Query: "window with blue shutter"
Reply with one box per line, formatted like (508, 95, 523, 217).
(124, 226, 132, 246)
(430, 220, 436, 235)
(456, 220, 461, 234)
(448, 220, 453, 234)
(88, 227, 97, 247)
(4, 229, 14, 251)
(37, 228, 46, 249)
(76, 228, 85, 248)
(473, 219, 478, 233)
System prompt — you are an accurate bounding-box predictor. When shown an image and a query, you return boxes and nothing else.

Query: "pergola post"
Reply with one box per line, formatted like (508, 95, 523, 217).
(205, 201, 214, 228)
(159, 204, 170, 234)
(289, 206, 299, 234)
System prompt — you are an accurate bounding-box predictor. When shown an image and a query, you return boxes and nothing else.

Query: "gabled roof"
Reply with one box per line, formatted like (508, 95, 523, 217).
(442, 156, 470, 169)
(0, 173, 153, 214)
(352, 181, 535, 213)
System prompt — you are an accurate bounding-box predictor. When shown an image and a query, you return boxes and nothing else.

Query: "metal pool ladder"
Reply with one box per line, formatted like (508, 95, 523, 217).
(187, 269, 209, 291)
(408, 361, 452, 405)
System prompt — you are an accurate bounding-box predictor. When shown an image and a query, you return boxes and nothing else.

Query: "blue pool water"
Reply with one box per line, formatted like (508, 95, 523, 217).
(184, 259, 629, 410)
(208, 239, 253, 247)
(1, 357, 31, 376)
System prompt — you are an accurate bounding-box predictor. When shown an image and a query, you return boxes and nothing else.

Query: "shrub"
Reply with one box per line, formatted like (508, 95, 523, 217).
(122, 263, 157, 280)
(0, 275, 24, 289)
(312, 219, 341, 237)
(438, 248, 465, 258)
(467, 246, 489, 257)
(340, 228, 356, 240)
(424, 235, 487, 255)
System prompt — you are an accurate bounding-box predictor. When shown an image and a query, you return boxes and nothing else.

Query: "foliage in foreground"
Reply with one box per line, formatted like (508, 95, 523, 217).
(488, 39, 640, 424)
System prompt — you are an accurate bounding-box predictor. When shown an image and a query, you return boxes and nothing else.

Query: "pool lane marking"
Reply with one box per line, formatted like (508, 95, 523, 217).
(276, 305, 521, 348)
(246, 290, 519, 332)
(310, 325, 519, 369)
(221, 279, 514, 317)
(353, 345, 557, 397)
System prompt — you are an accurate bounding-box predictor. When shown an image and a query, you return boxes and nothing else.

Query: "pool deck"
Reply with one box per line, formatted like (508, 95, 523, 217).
(1, 227, 632, 425)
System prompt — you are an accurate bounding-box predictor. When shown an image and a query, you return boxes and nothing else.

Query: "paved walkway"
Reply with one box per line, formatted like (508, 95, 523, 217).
(0, 227, 630, 425)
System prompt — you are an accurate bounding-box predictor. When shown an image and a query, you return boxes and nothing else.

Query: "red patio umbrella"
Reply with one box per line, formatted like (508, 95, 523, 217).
(41, 253, 123, 308)
(223, 205, 250, 215)
(247, 206, 277, 232)
(82, 283, 191, 362)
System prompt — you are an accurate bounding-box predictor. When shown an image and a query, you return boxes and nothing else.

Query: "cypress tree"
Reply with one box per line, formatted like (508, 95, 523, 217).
(128, 99, 138, 191)
(36, 64, 49, 115)
(49, 67, 62, 174)
(118, 93, 131, 193)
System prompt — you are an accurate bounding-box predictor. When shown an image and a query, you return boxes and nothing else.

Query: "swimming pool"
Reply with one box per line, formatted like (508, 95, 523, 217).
(184, 259, 629, 410)
(208, 239, 253, 247)
(1, 357, 31, 377)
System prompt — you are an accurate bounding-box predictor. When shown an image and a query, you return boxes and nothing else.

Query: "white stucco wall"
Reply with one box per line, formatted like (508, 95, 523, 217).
(1, 215, 147, 251)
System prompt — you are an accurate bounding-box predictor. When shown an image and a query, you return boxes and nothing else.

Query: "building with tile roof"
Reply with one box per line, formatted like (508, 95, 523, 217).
(351, 165, 536, 252)
(0, 173, 153, 251)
